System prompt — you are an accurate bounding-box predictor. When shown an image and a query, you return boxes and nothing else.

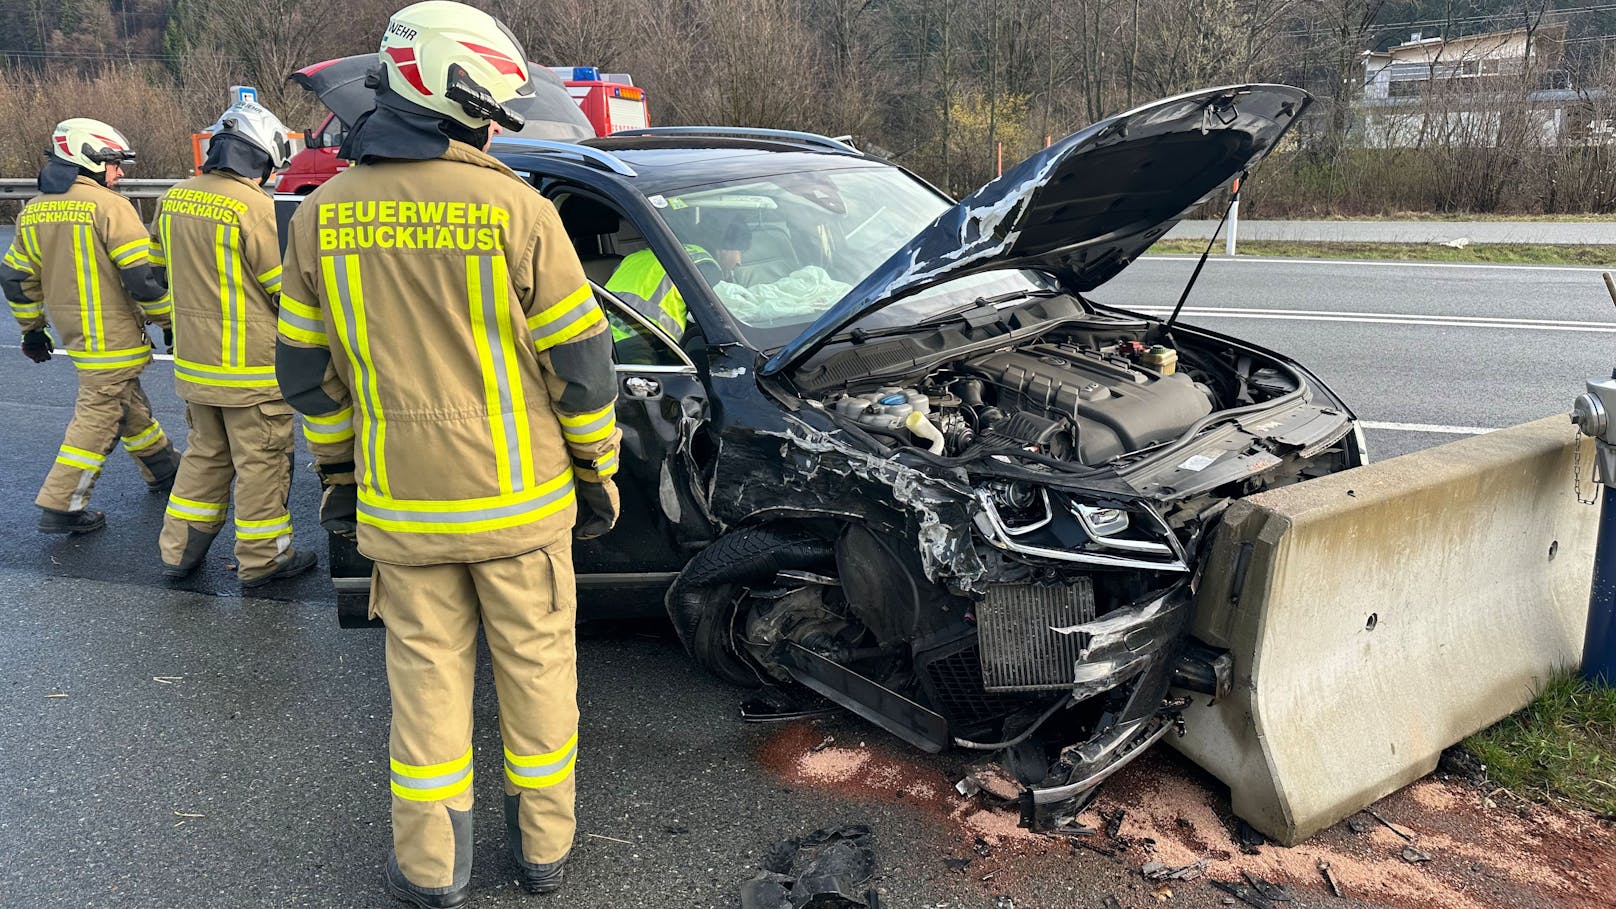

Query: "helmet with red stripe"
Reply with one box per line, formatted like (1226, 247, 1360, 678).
(49, 118, 136, 173)
(378, 1, 533, 131)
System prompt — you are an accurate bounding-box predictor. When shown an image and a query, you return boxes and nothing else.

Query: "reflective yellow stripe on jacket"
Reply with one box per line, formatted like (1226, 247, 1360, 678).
(526, 284, 602, 351)
(175, 357, 279, 389)
(109, 238, 149, 268)
(9, 298, 44, 321)
(469, 254, 534, 494)
(215, 224, 248, 369)
(302, 406, 354, 445)
(67, 345, 152, 370)
(557, 402, 615, 445)
(277, 294, 328, 346)
(323, 254, 388, 495)
(3, 244, 35, 274)
(71, 224, 105, 352)
(357, 471, 575, 535)
(257, 265, 283, 295)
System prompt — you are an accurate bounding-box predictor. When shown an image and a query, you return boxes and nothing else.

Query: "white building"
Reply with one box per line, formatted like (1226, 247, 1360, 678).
(1355, 26, 1605, 148)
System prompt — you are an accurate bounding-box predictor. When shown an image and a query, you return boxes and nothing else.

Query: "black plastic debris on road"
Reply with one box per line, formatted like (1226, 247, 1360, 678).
(1210, 871, 1294, 909)
(739, 824, 879, 909)
(1236, 819, 1267, 854)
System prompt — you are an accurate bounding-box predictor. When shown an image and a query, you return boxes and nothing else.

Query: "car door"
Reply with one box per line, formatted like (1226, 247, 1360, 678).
(571, 286, 712, 594)
(326, 283, 711, 626)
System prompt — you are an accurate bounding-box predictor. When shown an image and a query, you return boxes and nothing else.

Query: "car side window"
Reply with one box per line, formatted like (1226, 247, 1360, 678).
(319, 117, 347, 149)
(598, 290, 686, 368)
(541, 184, 690, 369)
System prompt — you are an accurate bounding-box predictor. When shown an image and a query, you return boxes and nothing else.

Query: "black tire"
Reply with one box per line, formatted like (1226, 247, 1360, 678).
(665, 526, 833, 687)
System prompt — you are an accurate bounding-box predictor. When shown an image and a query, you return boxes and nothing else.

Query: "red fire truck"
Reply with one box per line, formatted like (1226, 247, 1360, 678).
(269, 60, 648, 194)
(550, 66, 649, 135)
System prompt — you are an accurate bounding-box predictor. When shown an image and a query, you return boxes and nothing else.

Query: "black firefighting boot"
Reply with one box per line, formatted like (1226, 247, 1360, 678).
(141, 447, 180, 494)
(384, 856, 469, 909)
(504, 794, 567, 895)
(239, 548, 317, 589)
(161, 527, 219, 579)
(39, 507, 106, 535)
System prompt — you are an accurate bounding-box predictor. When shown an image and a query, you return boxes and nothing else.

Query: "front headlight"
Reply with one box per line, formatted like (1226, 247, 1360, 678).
(1071, 503, 1129, 536)
(972, 489, 1189, 572)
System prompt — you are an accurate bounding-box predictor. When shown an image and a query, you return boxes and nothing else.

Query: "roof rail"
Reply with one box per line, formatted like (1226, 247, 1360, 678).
(608, 126, 860, 155)
(489, 138, 637, 177)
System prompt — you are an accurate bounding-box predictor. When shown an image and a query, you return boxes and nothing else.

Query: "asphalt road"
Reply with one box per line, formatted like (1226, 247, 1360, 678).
(2, 254, 1607, 909)
(1167, 218, 1616, 244)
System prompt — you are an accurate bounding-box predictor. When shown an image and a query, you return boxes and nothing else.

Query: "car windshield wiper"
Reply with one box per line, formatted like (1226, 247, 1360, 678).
(835, 289, 1059, 344)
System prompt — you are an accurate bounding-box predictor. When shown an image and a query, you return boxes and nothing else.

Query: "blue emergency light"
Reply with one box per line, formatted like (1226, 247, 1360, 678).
(548, 66, 601, 82)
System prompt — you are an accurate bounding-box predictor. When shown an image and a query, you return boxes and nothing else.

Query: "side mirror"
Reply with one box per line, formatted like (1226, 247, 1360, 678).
(304, 128, 324, 149)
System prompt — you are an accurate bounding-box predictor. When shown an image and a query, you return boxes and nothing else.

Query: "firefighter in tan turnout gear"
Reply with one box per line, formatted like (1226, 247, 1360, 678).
(275, 3, 619, 904)
(154, 101, 319, 586)
(2, 118, 179, 534)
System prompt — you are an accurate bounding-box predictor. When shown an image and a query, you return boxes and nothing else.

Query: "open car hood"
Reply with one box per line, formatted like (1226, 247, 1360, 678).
(287, 55, 595, 141)
(761, 84, 1310, 378)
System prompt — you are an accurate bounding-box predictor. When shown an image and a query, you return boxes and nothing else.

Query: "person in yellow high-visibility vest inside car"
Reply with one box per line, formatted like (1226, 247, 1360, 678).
(606, 219, 750, 342)
(274, 3, 621, 905)
(1, 118, 179, 534)
(152, 100, 319, 587)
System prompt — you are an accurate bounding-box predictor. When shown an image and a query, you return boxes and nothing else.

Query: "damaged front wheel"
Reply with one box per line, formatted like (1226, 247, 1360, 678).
(665, 525, 835, 688)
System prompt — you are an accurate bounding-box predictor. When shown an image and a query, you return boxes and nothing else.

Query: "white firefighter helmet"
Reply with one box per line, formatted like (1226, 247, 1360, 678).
(49, 118, 135, 173)
(210, 100, 295, 169)
(378, 0, 533, 130)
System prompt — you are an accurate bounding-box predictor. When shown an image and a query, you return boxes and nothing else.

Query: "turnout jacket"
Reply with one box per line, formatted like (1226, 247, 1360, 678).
(275, 141, 620, 566)
(3, 176, 170, 384)
(150, 171, 285, 406)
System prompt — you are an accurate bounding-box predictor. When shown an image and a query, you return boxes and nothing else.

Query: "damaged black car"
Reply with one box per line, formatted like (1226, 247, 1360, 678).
(308, 81, 1363, 828)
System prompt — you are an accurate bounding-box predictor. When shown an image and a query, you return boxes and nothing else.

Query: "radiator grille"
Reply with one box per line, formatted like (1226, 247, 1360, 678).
(977, 580, 1097, 692)
(916, 641, 1025, 727)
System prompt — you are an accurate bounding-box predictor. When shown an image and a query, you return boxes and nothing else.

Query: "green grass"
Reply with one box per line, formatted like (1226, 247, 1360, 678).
(1268, 213, 1616, 223)
(1146, 238, 1616, 267)
(1463, 672, 1616, 816)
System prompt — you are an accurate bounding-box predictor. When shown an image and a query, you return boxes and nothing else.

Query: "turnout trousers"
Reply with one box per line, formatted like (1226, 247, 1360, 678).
(372, 540, 579, 891)
(36, 373, 174, 512)
(157, 401, 296, 581)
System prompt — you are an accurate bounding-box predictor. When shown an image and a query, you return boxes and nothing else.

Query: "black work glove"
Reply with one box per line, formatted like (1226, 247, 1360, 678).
(320, 482, 358, 541)
(162, 326, 174, 353)
(21, 328, 52, 363)
(574, 480, 619, 541)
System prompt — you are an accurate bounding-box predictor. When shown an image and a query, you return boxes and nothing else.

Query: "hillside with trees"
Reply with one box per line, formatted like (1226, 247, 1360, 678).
(2, 0, 1615, 215)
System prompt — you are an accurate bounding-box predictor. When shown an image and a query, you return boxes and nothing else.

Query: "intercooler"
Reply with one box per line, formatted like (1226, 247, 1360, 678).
(976, 580, 1097, 692)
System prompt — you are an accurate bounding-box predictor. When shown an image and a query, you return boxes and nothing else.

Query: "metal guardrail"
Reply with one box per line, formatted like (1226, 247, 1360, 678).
(0, 177, 180, 201)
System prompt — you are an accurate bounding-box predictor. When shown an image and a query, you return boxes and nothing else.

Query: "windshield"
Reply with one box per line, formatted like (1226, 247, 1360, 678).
(659, 166, 952, 332)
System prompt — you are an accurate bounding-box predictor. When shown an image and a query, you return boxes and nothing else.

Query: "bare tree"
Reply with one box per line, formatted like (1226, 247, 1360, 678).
(1313, 0, 1387, 157)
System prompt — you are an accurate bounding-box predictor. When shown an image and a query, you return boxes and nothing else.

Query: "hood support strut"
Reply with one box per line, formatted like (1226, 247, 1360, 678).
(1164, 172, 1242, 331)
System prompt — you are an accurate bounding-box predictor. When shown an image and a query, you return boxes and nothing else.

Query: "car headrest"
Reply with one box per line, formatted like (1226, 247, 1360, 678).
(557, 196, 621, 237)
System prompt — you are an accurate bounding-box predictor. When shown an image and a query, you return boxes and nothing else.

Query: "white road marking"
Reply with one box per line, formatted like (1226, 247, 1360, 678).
(1139, 254, 1612, 274)
(1127, 306, 1616, 333)
(1359, 421, 1497, 435)
(0, 344, 173, 360)
(0, 354, 1515, 436)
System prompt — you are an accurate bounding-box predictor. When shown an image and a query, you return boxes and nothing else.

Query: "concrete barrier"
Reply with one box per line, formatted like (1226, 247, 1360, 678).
(1171, 415, 1598, 845)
